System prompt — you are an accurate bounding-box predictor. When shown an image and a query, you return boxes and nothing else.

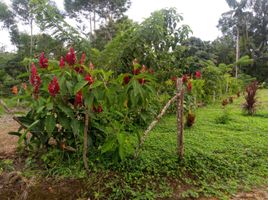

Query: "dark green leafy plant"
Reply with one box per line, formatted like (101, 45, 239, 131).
(11, 48, 157, 162)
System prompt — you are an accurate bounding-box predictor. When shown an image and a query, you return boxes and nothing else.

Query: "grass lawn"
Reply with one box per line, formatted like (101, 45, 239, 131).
(133, 89, 268, 199)
(1, 90, 268, 199)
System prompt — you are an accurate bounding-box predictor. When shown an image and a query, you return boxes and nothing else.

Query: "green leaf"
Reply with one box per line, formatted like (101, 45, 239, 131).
(45, 114, 56, 136)
(57, 104, 74, 118)
(8, 132, 22, 137)
(101, 137, 117, 154)
(71, 119, 81, 136)
(117, 132, 126, 160)
(74, 80, 88, 94)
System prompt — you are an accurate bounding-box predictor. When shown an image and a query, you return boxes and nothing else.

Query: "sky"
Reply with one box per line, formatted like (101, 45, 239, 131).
(0, 0, 230, 51)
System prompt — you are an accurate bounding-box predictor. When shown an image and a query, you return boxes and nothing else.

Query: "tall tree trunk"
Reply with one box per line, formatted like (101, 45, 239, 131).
(30, 18, 33, 58)
(89, 13, 92, 35)
(235, 27, 240, 78)
(93, 9, 96, 31)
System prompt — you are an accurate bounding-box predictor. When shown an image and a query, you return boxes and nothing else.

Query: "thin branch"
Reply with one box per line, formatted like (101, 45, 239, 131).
(134, 93, 179, 158)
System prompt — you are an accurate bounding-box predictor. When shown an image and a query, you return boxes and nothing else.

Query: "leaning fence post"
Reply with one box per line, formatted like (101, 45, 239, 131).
(176, 78, 184, 160)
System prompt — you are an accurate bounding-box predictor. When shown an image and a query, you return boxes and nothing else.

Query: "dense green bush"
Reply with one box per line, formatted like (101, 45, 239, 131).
(11, 48, 157, 162)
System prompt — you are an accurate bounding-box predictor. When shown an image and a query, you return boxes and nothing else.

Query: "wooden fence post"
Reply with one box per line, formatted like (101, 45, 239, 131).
(176, 78, 184, 160)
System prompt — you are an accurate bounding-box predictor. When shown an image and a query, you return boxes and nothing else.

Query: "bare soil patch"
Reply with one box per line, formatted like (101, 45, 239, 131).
(0, 114, 19, 154)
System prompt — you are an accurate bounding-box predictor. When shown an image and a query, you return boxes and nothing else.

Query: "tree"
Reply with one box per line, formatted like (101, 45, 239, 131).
(99, 8, 192, 78)
(0, 1, 19, 45)
(64, 0, 131, 34)
(218, 0, 268, 81)
(218, 0, 251, 78)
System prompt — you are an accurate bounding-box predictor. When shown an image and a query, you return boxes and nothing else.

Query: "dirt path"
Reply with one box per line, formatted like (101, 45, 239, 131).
(231, 187, 268, 200)
(0, 114, 19, 154)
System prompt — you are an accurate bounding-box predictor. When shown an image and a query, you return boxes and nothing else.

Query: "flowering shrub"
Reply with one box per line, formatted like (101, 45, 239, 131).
(13, 48, 156, 161)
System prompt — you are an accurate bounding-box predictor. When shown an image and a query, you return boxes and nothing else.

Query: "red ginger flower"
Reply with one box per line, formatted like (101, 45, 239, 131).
(74, 66, 84, 74)
(141, 65, 147, 73)
(97, 105, 103, 113)
(138, 78, 145, 85)
(89, 62, 94, 70)
(182, 74, 188, 83)
(66, 47, 76, 65)
(187, 81, 192, 92)
(48, 76, 60, 97)
(75, 91, 83, 106)
(195, 71, 201, 79)
(59, 56, 65, 68)
(80, 52, 86, 65)
(123, 75, 130, 85)
(171, 76, 177, 82)
(85, 74, 94, 85)
(39, 52, 48, 68)
(132, 68, 140, 75)
(30, 63, 41, 94)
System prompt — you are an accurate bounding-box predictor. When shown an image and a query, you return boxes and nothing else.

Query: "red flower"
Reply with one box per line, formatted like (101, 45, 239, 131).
(30, 63, 41, 94)
(123, 75, 130, 85)
(171, 76, 177, 82)
(148, 68, 154, 74)
(138, 78, 145, 85)
(85, 74, 94, 85)
(133, 68, 140, 75)
(141, 65, 147, 73)
(74, 66, 84, 74)
(97, 105, 103, 113)
(66, 47, 76, 65)
(195, 71, 201, 79)
(182, 74, 188, 83)
(80, 52, 86, 65)
(48, 76, 60, 97)
(39, 52, 48, 68)
(89, 62, 94, 70)
(59, 56, 65, 68)
(187, 81, 192, 92)
(75, 91, 83, 106)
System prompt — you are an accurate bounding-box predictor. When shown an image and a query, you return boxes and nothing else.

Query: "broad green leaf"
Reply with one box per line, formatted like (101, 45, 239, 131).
(57, 104, 74, 118)
(74, 80, 88, 94)
(45, 114, 56, 136)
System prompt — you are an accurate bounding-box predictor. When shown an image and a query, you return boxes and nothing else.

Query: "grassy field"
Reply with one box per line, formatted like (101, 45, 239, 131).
(1, 90, 268, 199)
(135, 89, 268, 198)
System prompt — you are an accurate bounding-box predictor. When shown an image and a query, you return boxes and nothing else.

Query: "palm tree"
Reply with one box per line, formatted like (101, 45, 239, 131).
(221, 0, 250, 78)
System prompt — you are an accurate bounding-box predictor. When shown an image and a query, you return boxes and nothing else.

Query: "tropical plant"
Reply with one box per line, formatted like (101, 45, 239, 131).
(243, 80, 258, 115)
(11, 48, 157, 162)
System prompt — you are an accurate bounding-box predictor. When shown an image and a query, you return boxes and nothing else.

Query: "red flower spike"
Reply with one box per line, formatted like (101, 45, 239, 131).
(75, 91, 83, 106)
(89, 62, 94, 70)
(74, 66, 84, 74)
(66, 47, 76, 65)
(187, 81, 192, 92)
(30, 63, 41, 94)
(182, 74, 188, 83)
(171, 76, 177, 82)
(123, 75, 130, 85)
(59, 56, 65, 68)
(132, 68, 140, 75)
(97, 105, 103, 113)
(148, 68, 154, 74)
(80, 52, 86, 65)
(138, 78, 145, 85)
(85, 74, 94, 85)
(195, 71, 201, 79)
(48, 76, 60, 97)
(39, 52, 48, 68)
(141, 65, 147, 73)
